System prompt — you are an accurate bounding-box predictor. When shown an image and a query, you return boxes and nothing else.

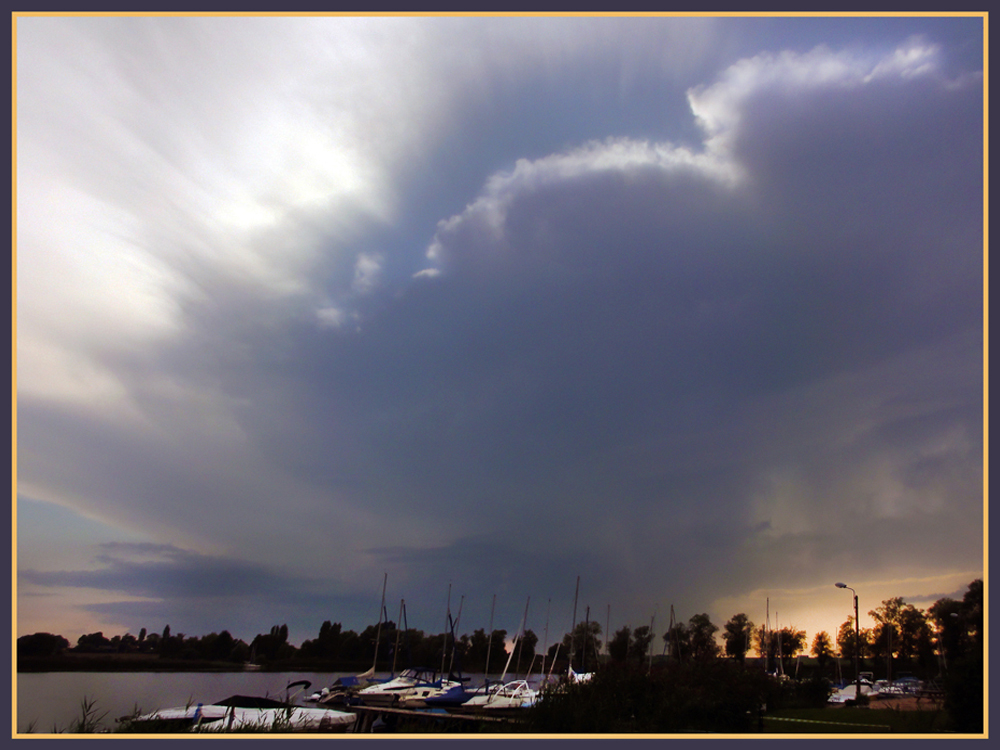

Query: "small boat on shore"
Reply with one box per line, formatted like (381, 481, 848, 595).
(124, 697, 356, 733)
(121, 680, 357, 733)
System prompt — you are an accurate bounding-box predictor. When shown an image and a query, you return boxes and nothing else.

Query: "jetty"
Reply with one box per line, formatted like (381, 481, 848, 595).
(347, 704, 523, 733)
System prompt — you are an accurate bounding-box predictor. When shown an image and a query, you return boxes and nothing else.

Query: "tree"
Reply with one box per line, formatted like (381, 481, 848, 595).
(686, 614, 720, 661)
(17, 632, 70, 657)
(461, 628, 492, 672)
(947, 579, 984, 733)
(608, 626, 632, 662)
(960, 578, 983, 652)
(300, 620, 347, 661)
(609, 625, 655, 664)
(512, 629, 538, 674)
(356, 620, 394, 667)
(928, 596, 963, 670)
(520, 629, 539, 661)
(722, 613, 754, 663)
(663, 620, 690, 662)
(927, 580, 983, 732)
(486, 629, 507, 674)
(898, 605, 935, 670)
(868, 596, 935, 674)
(631, 625, 655, 664)
(836, 617, 868, 669)
(754, 625, 776, 667)
(200, 630, 236, 661)
(810, 631, 834, 670)
(158, 628, 184, 658)
(75, 632, 111, 653)
(774, 627, 806, 674)
(561, 621, 602, 670)
(250, 624, 298, 663)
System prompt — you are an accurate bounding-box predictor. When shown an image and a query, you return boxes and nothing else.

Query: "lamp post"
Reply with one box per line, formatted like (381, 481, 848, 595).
(835, 583, 861, 703)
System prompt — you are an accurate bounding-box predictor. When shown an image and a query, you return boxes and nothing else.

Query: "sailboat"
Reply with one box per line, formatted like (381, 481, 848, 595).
(357, 585, 464, 709)
(460, 643, 540, 711)
(440, 597, 539, 713)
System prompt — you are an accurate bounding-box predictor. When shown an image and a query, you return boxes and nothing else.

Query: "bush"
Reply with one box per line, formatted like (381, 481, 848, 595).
(943, 654, 984, 733)
(524, 661, 776, 733)
(768, 675, 832, 710)
(17, 632, 70, 657)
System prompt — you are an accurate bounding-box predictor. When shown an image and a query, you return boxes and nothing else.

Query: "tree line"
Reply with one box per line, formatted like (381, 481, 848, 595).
(18, 579, 982, 683)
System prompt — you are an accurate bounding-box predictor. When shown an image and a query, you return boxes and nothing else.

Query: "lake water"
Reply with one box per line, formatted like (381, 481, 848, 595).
(16, 671, 497, 734)
(16, 671, 356, 733)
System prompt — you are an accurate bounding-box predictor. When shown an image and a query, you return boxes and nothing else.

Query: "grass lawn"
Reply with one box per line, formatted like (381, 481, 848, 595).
(761, 705, 950, 734)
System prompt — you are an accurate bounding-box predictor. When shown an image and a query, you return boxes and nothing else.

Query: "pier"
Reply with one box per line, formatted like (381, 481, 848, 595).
(348, 704, 522, 733)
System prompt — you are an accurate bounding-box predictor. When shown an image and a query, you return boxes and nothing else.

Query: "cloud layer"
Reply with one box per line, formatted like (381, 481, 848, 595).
(16, 16, 983, 644)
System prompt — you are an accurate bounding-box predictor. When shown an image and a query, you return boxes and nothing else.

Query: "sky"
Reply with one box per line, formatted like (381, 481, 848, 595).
(14, 13, 985, 654)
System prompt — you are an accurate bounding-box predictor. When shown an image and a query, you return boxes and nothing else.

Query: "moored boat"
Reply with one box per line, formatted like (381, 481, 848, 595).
(827, 678, 880, 704)
(121, 682, 356, 733)
(356, 667, 464, 709)
(457, 679, 538, 712)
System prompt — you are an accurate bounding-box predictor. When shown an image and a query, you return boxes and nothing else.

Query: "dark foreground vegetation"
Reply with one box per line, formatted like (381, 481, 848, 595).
(18, 579, 983, 733)
(516, 663, 959, 734)
(26, 663, 965, 736)
(528, 660, 784, 733)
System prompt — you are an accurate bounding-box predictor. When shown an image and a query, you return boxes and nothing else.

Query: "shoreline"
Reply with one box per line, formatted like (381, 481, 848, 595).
(16, 654, 362, 673)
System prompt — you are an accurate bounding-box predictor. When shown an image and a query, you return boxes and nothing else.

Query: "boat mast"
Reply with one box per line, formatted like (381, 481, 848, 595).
(765, 598, 770, 674)
(605, 605, 611, 659)
(448, 594, 465, 676)
(485, 593, 496, 680)
(541, 598, 551, 677)
(515, 596, 530, 678)
(568, 576, 580, 672)
(648, 611, 656, 673)
(664, 605, 677, 659)
(501, 596, 529, 683)
(441, 583, 452, 676)
(369, 572, 387, 677)
(776, 610, 783, 676)
(391, 598, 404, 676)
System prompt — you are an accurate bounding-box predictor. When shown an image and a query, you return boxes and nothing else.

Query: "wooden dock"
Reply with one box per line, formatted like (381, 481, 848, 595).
(347, 704, 522, 733)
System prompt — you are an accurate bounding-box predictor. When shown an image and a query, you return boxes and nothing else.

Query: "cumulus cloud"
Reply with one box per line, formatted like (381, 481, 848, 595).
(315, 305, 349, 329)
(425, 136, 743, 275)
(351, 252, 384, 294)
(686, 39, 945, 154)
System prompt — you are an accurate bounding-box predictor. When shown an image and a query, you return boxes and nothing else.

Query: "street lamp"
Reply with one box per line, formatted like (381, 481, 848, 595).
(835, 583, 861, 703)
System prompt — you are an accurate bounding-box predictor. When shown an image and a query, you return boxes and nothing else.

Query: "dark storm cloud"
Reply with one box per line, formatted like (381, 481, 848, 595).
(233, 44, 979, 628)
(16, 17, 983, 643)
(226, 56, 981, 523)
(20, 542, 302, 600)
(18, 541, 386, 641)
